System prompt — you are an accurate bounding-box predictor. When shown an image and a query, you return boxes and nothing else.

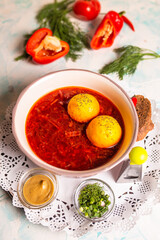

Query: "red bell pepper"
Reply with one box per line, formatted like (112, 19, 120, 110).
(26, 28, 70, 64)
(131, 96, 137, 107)
(121, 15, 135, 32)
(90, 11, 134, 50)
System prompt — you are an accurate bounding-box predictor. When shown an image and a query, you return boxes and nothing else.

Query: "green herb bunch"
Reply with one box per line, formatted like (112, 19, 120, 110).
(15, 0, 90, 62)
(99, 45, 160, 80)
(78, 183, 111, 218)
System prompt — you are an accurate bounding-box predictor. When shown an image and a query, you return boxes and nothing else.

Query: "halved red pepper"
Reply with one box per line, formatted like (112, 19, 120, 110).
(90, 11, 134, 50)
(26, 28, 70, 64)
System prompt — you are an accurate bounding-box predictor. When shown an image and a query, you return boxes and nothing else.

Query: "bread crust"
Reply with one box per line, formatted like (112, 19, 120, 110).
(135, 95, 154, 141)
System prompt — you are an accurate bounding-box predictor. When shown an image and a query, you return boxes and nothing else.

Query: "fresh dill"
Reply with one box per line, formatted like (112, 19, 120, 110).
(15, 31, 37, 61)
(15, 0, 90, 62)
(99, 45, 160, 80)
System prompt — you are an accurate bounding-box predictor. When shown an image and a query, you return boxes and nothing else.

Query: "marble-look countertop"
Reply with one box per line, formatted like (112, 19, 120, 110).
(1, 187, 160, 240)
(0, 0, 160, 239)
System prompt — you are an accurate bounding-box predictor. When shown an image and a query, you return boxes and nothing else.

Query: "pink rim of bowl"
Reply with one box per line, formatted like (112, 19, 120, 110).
(12, 69, 138, 178)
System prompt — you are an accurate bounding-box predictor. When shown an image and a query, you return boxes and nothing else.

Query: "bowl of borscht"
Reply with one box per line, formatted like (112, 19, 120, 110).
(12, 69, 138, 177)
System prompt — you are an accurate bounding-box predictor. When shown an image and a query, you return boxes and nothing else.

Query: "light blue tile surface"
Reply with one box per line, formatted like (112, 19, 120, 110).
(0, 0, 160, 239)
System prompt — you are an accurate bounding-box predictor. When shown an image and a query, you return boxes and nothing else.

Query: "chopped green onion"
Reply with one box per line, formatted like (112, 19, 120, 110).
(78, 183, 111, 219)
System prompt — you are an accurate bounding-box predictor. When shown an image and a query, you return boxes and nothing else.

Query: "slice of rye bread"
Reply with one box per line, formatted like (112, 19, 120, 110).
(135, 95, 154, 141)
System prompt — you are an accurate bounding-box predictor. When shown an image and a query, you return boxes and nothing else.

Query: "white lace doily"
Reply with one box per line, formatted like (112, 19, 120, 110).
(0, 86, 160, 238)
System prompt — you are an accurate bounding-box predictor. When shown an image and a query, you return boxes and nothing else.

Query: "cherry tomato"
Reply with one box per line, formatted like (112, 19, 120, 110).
(73, 0, 101, 21)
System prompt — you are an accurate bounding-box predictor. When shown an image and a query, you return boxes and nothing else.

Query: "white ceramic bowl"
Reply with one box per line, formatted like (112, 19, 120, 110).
(12, 69, 138, 177)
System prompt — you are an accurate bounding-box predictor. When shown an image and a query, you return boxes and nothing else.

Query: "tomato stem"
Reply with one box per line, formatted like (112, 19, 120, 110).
(118, 11, 126, 16)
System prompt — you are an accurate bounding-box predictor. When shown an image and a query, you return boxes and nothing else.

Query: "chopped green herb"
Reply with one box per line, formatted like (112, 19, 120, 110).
(99, 45, 160, 80)
(78, 183, 111, 218)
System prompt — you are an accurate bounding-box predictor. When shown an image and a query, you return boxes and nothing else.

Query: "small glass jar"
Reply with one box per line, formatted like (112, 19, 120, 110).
(74, 178, 115, 222)
(17, 168, 58, 209)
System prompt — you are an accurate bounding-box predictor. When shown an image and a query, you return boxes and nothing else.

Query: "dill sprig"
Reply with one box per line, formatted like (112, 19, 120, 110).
(15, 31, 38, 61)
(36, 1, 90, 61)
(15, 0, 90, 62)
(99, 45, 160, 80)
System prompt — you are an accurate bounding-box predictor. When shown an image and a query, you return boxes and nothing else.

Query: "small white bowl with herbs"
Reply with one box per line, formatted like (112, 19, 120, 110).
(74, 179, 115, 221)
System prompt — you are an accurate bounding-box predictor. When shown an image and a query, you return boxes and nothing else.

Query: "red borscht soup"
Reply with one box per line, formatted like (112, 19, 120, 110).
(25, 87, 124, 170)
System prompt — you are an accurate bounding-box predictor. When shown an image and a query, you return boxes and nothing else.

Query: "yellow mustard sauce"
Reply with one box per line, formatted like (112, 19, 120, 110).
(23, 174, 54, 206)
